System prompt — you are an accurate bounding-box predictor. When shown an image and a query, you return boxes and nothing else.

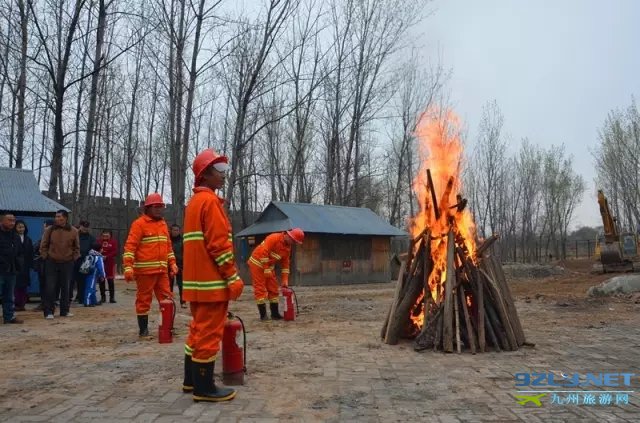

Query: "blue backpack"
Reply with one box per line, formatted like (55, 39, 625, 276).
(79, 254, 97, 274)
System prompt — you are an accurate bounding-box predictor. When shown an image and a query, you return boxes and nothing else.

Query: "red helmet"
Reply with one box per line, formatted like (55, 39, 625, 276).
(192, 148, 229, 184)
(286, 228, 304, 244)
(144, 193, 165, 207)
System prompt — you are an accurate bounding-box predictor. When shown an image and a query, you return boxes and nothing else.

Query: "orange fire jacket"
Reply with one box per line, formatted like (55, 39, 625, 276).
(182, 187, 243, 302)
(123, 215, 176, 275)
(248, 232, 291, 285)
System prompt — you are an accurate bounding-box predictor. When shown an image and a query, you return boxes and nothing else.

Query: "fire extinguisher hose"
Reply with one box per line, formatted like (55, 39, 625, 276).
(227, 312, 247, 373)
(289, 287, 300, 315)
(167, 295, 176, 331)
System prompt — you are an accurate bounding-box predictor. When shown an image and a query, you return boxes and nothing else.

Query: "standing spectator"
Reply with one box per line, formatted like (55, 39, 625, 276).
(73, 221, 95, 303)
(33, 219, 54, 312)
(0, 212, 24, 324)
(81, 242, 105, 307)
(100, 229, 118, 303)
(13, 220, 33, 311)
(170, 224, 185, 307)
(40, 210, 80, 319)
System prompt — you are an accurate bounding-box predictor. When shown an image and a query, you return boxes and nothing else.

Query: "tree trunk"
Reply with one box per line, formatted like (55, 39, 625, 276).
(170, 0, 186, 206)
(9, 91, 17, 167)
(79, 0, 107, 213)
(167, 0, 177, 200)
(145, 74, 158, 196)
(15, 0, 28, 168)
(72, 0, 94, 212)
(125, 42, 144, 204)
(177, 0, 206, 221)
(43, 0, 87, 198)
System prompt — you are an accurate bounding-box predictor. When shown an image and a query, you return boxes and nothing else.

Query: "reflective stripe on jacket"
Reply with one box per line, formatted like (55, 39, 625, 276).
(182, 186, 242, 302)
(123, 215, 176, 275)
(248, 232, 291, 282)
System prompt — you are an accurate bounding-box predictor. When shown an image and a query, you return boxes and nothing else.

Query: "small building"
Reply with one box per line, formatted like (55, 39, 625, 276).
(235, 201, 407, 286)
(0, 167, 69, 297)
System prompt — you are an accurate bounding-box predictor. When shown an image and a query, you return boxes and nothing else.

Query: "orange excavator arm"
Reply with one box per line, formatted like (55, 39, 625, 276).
(598, 190, 618, 242)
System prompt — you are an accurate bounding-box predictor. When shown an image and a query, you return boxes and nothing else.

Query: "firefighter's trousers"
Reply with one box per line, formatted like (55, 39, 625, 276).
(185, 301, 229, 363)
(135, 273, 172, 315)
(248, 262, 279, 304)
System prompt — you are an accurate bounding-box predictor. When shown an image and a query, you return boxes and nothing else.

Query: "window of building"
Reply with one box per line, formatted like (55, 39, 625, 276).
(320, 236, 372, 260)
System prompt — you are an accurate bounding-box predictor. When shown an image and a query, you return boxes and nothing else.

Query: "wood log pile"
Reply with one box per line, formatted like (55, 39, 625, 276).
(381, 169, 527, 353)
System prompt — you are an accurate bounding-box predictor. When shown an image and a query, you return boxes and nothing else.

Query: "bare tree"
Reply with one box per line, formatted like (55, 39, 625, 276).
(77, 0, 110, 214)
(174, 0, 224, 221)
(541, 145, 585, 258)
(283, 0, 325, 203)
(472, 100, 506, 238)
(386, 52, 444, 227)
(28, 0, 89, 197)
(516, 139, 544, 261)
(14, 0, 28, 168)
(594, 98, 640, 231)
(223, 0, 299, 224)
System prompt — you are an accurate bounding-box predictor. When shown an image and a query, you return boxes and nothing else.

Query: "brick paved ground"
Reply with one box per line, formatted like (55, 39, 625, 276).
(1, 276, 639, 422)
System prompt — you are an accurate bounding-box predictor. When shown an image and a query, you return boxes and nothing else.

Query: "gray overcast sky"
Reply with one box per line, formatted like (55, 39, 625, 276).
(418, 0, 640, 230)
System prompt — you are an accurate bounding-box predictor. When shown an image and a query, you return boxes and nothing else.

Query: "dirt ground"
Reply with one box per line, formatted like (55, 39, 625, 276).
(1, 258, 639, 422)
(509, 259, 639, 328)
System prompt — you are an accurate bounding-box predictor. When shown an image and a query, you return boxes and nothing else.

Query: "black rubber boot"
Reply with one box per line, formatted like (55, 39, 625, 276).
(108, 279, 116, 303)
(270, 302, 283, 320)
(99, 280, 107, 304)
(183, 354, 193, 393)
(137, 315, 151, 339)
(258, 304, 269, 321)
(192, 361, 236, 402)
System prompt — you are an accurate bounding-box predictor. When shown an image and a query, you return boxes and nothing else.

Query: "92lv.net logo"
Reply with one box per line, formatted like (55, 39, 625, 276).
(513, 372, 636, 407)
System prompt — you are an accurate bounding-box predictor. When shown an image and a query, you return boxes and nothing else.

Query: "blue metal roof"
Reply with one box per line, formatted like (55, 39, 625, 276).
(236, 201, 407, 237)
(0, 167, 69, 213)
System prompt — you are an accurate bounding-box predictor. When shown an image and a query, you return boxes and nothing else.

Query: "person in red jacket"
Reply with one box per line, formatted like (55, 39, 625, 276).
(123, 193, 178, 339)
(248, 228, 304, 320)
(100, 229, 118, 304)
(182, 148, 243, 402)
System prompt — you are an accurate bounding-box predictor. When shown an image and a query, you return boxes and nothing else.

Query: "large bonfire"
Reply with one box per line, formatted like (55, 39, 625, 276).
(381, 108, 527, 353)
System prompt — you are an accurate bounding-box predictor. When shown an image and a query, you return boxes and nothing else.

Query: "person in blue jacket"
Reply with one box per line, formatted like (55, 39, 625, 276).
(82, 242, 105, 307)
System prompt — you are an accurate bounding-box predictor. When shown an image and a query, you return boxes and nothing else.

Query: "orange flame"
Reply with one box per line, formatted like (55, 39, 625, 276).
(409, 107, 477, 329)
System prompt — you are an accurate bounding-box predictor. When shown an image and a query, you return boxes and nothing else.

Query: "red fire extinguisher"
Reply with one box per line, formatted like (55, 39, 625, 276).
(282, 286, 297, 321)
(158, 297, 175, 344)
(222, 312, 246, 385)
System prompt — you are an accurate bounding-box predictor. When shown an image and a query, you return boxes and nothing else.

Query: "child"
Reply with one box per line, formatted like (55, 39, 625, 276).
(82, 242, 106, 307)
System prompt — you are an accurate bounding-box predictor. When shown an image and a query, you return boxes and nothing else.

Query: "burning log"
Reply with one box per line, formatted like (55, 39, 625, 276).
(383, 234, 432, 345)
(477, 268, 485, 353)
(484, 311, 502, 352)
(427, 169, 440, 220)
(381, 165, 527, 354)
(458, 286, 476, 354)
(476, 234, 499, 258)
(381, 259, 406, 340)
(454, 287, 461, 354)
(480, 268, 517, 351)
(442, 230, 455, 353)
(485, 254, 526, 345)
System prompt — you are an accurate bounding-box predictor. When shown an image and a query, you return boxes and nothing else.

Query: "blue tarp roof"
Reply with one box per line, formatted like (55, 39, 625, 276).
(0, 167, 69, 213)
(236, 201, 407, 237)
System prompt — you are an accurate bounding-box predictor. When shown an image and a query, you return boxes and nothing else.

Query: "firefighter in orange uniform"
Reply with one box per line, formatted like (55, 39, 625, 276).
(123, 193, 178, 339)
(248, 228, 304, 320)
(181, 149, 244, 402)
